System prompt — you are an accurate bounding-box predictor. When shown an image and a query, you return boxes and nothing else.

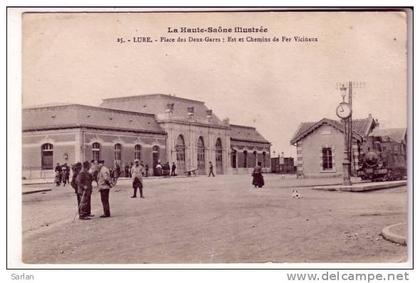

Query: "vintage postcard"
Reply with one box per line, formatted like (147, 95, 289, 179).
(8, 8, 411, 268)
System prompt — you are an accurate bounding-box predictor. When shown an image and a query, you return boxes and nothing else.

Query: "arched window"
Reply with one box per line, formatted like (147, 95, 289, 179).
(215, 138, 223, 174)
(92, 142, 101, 162)
(231, 149, 237, 168)
(114, 143, 122, 164)
(253, 151, 258, 166)
(176, 135, 186, 173)
(215, 138, 223, 162)
(243, 150, 248, 168)
(134, 144, 142, 160)
(41, 143, 53, 170)
(197, 137, 205, 174)
(262, 151, 266, 167)
(152, 145, 160, 175)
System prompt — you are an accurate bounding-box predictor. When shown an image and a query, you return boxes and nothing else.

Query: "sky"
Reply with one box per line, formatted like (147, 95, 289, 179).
(22, 11, 408, 157)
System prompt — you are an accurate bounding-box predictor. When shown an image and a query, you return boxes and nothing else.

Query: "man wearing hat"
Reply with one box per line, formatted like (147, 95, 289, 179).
(97, 160, 112, 217)
(131, 159, 144, 198)
(76, 161, 94, 220)
(70, 162, 82, 210)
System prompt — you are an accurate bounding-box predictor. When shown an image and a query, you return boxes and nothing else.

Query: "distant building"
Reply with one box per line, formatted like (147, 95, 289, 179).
(229, 124, 271, 174)
(290, 115, 377, 178)
(22, 104, 167, 179)
(271, 156, 295, 174)
(22, 94, 271, 179)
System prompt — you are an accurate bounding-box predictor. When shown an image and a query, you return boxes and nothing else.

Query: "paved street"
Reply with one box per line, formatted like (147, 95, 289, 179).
(22, 174, 407, 264)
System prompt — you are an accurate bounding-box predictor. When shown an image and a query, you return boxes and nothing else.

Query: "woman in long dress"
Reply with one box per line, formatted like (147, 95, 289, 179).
(252, 162, 265, 188)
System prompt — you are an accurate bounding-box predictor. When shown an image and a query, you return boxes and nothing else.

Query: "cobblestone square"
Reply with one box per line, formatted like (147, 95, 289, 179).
(22, 175, 407, 264)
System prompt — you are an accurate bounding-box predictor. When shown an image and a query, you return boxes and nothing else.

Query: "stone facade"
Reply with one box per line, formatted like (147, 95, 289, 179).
(159, 120, 231, 175)
(296, 124, 343, 177)
(290, 116, 376, 178)
(22, 94, 271, 179)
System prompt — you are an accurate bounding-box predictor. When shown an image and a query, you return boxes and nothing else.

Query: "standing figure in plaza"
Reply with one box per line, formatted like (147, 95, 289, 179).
(110, 166, 119, 185)
(61, 163, 69, 186)
(252, 162, 265, 188)
(171, 162, 177, 176)
(140, 161, 145, 176)
(145, 164, 149, 177)
(124, 163, 130, 178)
(70, 162, 82, 210)
(129, 162, 133, 177)
(130, 159, 144, 198)
(64, 163, 70, 185)
(114, 163, 121, 180)
(54, 162, 62, 186)
(155, 161, 162, 176)
(163, 162, 170, 176)
(76, 161, 94, 220)
(208, 161, 215, 177)
(89, 160, 100, 186)
(97, 160, 112, 218)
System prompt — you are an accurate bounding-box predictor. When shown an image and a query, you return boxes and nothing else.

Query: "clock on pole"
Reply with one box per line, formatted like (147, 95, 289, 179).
(336, 102, 352, 119)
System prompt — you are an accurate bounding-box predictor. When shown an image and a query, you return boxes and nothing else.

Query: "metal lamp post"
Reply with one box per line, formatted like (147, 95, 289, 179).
(336, 83, 353, 185)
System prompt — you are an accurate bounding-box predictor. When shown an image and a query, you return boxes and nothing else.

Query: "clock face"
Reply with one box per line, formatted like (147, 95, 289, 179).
(336, 102, 352, 119)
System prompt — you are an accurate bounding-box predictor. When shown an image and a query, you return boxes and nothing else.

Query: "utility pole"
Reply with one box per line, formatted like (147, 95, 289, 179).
(348, 82, 353, 174)
(336, 81, 365, 185)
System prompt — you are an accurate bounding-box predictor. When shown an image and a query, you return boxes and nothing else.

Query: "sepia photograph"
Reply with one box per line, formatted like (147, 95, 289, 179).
(8, 8, 412, 268)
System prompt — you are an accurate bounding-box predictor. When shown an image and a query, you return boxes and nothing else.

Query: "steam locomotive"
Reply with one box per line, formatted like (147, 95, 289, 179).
(357, 133, 406, 182)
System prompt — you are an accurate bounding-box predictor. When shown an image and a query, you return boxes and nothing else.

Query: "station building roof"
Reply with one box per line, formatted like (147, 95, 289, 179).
(22, 104, 166, 135)
(290, 115, 377, 145)
(230, 124, 271, 144)
(101, 94, 225, 126)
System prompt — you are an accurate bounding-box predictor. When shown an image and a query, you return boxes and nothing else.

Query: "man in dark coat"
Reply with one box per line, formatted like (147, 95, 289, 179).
(54, 163, 62, 186)
(76, 161, 94, 220)
(171, 162, 177, 176)
(124, 164, 130, 178)
(70, 162, 82, 208)
(64, 163, 70, 185)
(208, 161, 215, 177)
(145, 164, 149, 177)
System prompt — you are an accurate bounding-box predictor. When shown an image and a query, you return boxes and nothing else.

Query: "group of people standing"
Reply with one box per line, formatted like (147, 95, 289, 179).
(69, 159, 148, 220)
(66, 158, 263, 220)
(124, 162, 150, 178)
(54, 163, 70, 186)
(155, 161, 177, 176)
(70, 160, 113, 220)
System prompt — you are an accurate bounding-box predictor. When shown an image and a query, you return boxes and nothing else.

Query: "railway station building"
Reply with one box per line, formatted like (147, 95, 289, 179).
(22, 94, 271, 179)
(290, 114, 378, 178)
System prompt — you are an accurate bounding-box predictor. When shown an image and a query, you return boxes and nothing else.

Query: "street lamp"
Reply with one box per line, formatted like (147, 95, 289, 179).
(336, 83, 352, 186)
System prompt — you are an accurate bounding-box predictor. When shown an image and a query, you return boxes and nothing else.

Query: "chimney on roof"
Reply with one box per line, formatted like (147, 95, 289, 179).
(206, 109, 213, 122)
(187, 106, 194, 119)
(223, 118, 230, 125)
(165, 103, 174, 113)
